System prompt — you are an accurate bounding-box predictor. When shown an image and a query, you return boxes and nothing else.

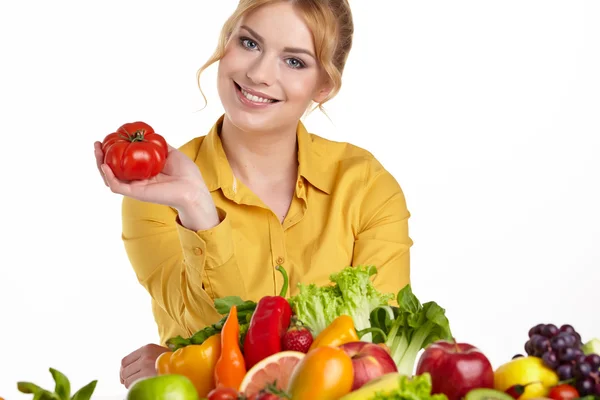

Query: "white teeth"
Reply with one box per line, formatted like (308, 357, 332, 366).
(241, 87, 275, 103)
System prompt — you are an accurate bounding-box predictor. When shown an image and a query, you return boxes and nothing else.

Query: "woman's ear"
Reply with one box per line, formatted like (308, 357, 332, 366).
(312, 82, 333, 103)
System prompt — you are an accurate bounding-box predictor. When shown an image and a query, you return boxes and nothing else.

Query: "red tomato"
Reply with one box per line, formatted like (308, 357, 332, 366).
(101, 121, 168, 181)
(548, 384, 579, 400)
(207, 386, 242, 400)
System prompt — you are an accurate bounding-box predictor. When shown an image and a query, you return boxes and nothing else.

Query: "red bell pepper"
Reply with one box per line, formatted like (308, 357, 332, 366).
(243, 265, 293, 369)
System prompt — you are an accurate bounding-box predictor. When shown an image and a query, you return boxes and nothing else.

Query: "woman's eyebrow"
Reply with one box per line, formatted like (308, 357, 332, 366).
(240, 25, 315, 59)
(240, 25, 264, 42)
(283, 46, 315, 59)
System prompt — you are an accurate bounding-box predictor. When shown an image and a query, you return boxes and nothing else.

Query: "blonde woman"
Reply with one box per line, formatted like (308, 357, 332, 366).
(94, 0, 413, 387)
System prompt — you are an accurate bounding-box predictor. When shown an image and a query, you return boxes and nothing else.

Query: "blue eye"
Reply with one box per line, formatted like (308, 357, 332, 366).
(286, 58, 305, 69)
(240, 37, 258, 50)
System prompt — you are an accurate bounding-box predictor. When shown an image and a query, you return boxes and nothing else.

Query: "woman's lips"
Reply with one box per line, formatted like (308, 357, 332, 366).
(234, 82, 281, 108)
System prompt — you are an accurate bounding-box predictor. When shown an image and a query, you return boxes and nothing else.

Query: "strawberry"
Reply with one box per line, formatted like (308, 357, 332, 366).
(282, 325, 313, 353)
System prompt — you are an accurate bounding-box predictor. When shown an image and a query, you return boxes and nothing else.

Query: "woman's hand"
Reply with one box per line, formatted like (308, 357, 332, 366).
(94, 141, 221, 231)
(120, 344, 169, 388)
(94, 141, 206, 209)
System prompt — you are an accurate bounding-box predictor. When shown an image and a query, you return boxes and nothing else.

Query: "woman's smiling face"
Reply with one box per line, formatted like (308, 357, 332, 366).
(217, 1, 331, 134)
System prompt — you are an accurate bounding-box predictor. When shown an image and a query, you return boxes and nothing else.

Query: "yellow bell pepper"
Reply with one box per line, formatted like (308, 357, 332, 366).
(309, 315, 387, 351)
(155, 333, 221, 398)
(494, 356, 558, 399)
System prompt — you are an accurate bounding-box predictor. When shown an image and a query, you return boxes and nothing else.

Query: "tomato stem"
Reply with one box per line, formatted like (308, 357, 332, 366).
(130, 129, 146, 142)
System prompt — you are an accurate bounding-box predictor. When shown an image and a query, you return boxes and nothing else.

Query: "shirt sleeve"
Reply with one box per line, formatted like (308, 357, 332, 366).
(120, 195, 235, 336)
(351, 161, 413, 302)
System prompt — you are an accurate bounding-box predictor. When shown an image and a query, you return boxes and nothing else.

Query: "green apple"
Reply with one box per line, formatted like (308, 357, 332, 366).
(582, 338, 600, 356)
(127, 374, 199, 400)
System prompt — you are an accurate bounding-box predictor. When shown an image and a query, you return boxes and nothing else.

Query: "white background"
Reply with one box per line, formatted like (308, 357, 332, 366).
(1, 1, 599, 399)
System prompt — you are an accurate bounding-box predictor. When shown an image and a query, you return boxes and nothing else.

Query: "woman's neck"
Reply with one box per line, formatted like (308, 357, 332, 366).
(220, 115, 299, 186)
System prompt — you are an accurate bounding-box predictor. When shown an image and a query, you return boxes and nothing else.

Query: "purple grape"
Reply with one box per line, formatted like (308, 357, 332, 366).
(559, 347, 577, 362)
(556, 364, 573, 380)
(529, 323, 545, 338)
(541, 324, 559, 338)
(561, 333, 578, 347)
(560, 324, 576, 334)
(524, 340, 534, 355)
(542, 351, 559, 369)
(551, 336, 567, 352)
(574, 362, 593, 379)
(585, 354, 600, 369)
(531, 334, 550, 354)
(576, 354, 588, 365)
(576, 377, 595, 396)
(512, 354, 524, 359)
(531, 334, 545, 343)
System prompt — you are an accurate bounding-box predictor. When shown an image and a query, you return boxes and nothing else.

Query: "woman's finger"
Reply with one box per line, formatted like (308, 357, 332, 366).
(120, 362, 142, 384)
(101, 164, 160, 203)
(123, 369, 146, 389)
(94, 142, 108, 186)
(101, 164, 130, 196)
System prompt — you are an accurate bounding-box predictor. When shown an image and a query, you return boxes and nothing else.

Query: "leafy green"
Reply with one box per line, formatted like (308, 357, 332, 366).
(214, 296, 256, 314)
(70, 381, 98, 400)
(17, 368, 97, 400)
(49, 368, 70, 400)
(166, 296, 257, 351)
(369, 373, 448, 400)
(288, 265, 394, 338)
(287, 282, 342, 336)
(370, 285, 452, 376)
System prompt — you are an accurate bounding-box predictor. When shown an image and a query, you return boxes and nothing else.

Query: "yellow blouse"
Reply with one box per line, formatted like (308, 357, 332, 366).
(121, 115, 413, 345)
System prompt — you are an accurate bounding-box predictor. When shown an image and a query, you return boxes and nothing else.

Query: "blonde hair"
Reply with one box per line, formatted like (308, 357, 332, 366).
(196, 0, 354, 115)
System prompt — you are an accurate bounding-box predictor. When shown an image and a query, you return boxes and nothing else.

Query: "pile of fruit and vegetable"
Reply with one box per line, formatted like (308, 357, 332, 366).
(13, 265, 600, 400)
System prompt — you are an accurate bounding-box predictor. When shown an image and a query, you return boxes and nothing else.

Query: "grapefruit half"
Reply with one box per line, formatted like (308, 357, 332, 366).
(239, 351, 305, 397)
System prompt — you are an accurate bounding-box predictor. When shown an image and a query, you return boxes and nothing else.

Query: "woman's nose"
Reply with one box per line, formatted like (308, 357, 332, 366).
(246, 54, 277, 86)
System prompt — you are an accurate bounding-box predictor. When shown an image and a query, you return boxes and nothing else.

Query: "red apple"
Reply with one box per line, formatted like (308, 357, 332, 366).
(416, 339, 494, 400)
(340, 341, 398, 390)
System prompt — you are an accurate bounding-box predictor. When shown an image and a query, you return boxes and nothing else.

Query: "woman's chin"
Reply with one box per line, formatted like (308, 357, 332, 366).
(224, 107, 282, 134)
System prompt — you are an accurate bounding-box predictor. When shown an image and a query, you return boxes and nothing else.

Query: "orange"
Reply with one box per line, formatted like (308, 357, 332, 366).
(238, 351, 305, 397)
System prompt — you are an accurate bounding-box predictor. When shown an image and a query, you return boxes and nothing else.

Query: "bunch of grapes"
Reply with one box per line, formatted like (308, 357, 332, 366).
(525, 323, 600, 396)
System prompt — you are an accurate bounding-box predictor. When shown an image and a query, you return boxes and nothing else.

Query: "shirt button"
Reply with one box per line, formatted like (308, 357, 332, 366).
(276, 256, 285, 264)
(298, 180, 303, 188)
(193, 247, 203, 256)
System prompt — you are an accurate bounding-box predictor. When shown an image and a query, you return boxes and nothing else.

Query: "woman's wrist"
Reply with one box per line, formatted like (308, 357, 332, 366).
(176, 190, 221, 232)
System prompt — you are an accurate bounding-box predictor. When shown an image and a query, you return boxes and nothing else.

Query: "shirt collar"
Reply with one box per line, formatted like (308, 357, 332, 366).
(296, 118, 333, 194)
(195, 114, 334, 195)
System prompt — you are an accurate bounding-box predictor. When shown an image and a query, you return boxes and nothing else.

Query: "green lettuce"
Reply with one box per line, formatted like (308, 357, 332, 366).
(288, 265, 394, 338)
(370, 373, 448, 400)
